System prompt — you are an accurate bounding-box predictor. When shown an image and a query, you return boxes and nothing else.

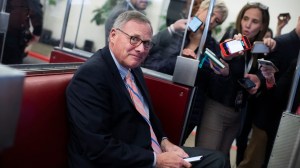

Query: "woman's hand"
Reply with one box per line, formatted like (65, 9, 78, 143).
(263, 37, 277, 52)
(209, 59, 229, 76)
(260, 64, 276, 88)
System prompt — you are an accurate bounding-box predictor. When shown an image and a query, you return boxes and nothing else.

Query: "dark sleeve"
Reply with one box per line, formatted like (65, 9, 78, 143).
(151, 29, 174, 50)
(28, 0, 43, 36)
(275, 59, 298, 111)
(142, 29, 178, 74)
(274, 29, 300, 51)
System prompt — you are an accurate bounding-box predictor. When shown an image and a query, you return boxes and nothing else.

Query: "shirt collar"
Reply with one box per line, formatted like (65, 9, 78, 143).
(109, 49, 130, 80)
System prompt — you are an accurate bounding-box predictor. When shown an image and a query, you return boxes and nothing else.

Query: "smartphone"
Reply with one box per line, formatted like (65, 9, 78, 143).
(184, 156, 203, 163)
(278, 13, 291, 20)
(204, 48, 225, 69)
(238, 78, 256, 89)
(257, 59, 279, 72)
(251, 41, 269, 54)
(220, 35, 251, 57)
(188, 16, 203, 32)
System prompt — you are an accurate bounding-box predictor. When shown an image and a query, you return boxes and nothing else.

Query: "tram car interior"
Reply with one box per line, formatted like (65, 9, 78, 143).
(0, 0, 299, 167)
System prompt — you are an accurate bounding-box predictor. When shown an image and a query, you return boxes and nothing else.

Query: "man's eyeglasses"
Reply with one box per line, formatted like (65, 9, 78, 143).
(116, 28, 153, 50)
(247, 1, 269, 10)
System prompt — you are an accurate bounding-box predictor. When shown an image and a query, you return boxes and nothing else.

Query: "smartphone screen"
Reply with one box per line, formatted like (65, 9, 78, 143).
(238, 78, 256, 89)
(251, 42, 269, 54)
(188, 16, 203, 32)
(225, 40, 245, 53)
(220, 36, 251, 56)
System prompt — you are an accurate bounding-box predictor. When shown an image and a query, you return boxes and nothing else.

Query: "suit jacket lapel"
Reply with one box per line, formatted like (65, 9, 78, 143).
(101, 47, 133, 103)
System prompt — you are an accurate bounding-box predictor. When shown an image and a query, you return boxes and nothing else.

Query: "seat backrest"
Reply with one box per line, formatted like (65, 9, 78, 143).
(0, 73, 74, 168)
(144, 75, 192, 145)
(50, 50, 87, 63)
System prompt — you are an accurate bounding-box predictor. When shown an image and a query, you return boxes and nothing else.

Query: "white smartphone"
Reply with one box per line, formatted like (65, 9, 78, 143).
(188, 16, 203, 32)
(257, 59, 279, 72)
(184, 156, 203, 163)
(251, 41, 269, 54)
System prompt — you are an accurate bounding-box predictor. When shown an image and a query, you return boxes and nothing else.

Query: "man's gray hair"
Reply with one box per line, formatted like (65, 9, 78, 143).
(112, 10, 153, 33)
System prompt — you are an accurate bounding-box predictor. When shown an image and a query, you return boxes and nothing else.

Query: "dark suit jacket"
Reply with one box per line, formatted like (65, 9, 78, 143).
(66, 46, 166, 168)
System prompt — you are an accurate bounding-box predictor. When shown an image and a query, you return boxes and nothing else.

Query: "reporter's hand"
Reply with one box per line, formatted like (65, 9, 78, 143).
(263, 37, 276, 52)
(296, 16, 300, 38)
(156, 152, 191, 168)
(221, 33, 244, 60)
(172, 19, 188, 32)
(276, 14, 290, 36)
(260, 64, 276, 78)
(182, 48, 197, 59)
(209, 59, 229, 76)
(244, 74, 261, 95)
(260, 64, 276, 88)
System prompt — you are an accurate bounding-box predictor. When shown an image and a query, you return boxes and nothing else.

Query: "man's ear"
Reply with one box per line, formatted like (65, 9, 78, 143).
(109, 29, 117, 42)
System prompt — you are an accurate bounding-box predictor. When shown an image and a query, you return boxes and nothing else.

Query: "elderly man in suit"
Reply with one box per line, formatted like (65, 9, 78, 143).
(67, 11, 229, 168)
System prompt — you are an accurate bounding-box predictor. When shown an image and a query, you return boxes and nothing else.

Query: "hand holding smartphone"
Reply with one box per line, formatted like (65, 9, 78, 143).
(204, 48, 225, 69)
(220, 35, 251, 57)
(184, 156, 203, 163)
(257, 59, 279, 72)
(188, 16, 203, 32)
(278, 13, 291, 21)
(238, 78, 256, 90)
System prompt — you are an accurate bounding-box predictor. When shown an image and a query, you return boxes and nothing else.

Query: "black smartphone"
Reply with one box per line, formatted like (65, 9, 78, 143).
(278, 13, 291, 20)
(188, 16, 203, 32)
(238, 78, 256, 89)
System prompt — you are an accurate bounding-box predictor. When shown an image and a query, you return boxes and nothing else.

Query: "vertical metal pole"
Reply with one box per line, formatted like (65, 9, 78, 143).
(285, 50, 300, 113)
(1, 0, 7, 12)
(59, 0, 72, 49)
(196, 0, 215, 60)
(73, 0, 85, 50)
(179, 0, 195, 56)
(0, 0, 8, 63)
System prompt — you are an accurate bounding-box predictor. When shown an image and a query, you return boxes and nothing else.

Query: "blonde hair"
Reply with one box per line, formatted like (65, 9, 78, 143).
(200, 0, 228, 23)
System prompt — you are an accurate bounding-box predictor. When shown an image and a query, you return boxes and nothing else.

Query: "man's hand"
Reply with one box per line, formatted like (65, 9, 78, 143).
(244, 74, 261, 95)
(156, 139, 191, 168)
(156, 152, 191, 168)
(161, 139, 189, 158)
